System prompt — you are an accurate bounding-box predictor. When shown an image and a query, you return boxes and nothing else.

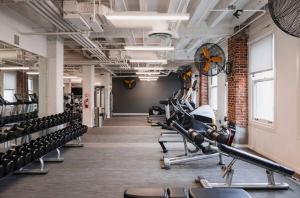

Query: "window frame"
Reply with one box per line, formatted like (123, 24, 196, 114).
(249, 32, 276, 127)
(28, 77, 34, 95)
(209, 75, 218, 111)
(252, 76, 274, 124)
(3, 72, 17, 102)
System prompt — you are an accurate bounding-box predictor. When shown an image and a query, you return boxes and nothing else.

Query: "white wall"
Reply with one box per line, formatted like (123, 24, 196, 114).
(248, 13, 300, 174)
(0, 7, 47, 57)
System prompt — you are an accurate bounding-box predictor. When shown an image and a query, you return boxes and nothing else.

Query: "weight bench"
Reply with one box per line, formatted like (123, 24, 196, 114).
(198, 144, 297, 190)
(124, 187, 251, 198)
(158, 135, 183, 153)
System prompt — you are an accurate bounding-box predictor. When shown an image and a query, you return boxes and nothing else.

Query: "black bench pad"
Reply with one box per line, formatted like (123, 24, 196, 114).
(218, 144, 294, 176)
(124, 188, 167, 198)
(167, 187, 188, 198)
(159, 100, 169, 105)
(189, 188, 251, 198)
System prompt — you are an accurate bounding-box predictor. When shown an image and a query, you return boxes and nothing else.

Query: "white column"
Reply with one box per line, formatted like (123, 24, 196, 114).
(105, 73, 112, 118)
(82, 65, 95, 127)
(64, 80, 72, 94)
(38, 37, 64, 117)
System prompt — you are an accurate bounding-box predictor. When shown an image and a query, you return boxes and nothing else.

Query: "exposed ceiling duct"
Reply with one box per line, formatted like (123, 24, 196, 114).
(26, 0, 116, 75)
(0, 50, 22, 59)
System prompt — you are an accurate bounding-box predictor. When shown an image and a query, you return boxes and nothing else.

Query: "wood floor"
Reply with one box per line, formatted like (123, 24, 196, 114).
(0, 116, 299, 198)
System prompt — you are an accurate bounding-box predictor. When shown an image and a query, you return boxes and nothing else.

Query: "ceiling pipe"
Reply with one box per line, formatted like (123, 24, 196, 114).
(26, 0, 116, 75)
(217, 9, 266, 46)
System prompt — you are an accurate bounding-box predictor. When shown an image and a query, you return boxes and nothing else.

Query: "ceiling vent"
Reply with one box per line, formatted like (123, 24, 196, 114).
(148, 30, 175, 40)
(147, 22, 177, 39)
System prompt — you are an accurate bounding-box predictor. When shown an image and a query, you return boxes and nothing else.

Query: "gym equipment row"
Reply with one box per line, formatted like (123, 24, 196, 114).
(129, 82, 299, 198)
(0, 111, 38, 127)
(0, 93, 38, 116)
(0, 124, 88, 178)
(0, 111, 81, 144)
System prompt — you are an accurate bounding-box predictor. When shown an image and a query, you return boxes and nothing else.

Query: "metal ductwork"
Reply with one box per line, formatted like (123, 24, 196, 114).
(0, 50, 23, 59)
(26, 0, 115, 75)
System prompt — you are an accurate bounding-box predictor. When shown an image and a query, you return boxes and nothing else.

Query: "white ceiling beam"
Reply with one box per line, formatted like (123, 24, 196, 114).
(90, 26, 232, 39)
(206, 0, 238, 28)
(231, 0, 267, 26)
(187, 39, 204, 53)
(114, 0, 126, 11)
(139, 0, 148, 11)
(188, 0, 219, 27)
(175, 38, 191, 49)
(178, 24, 233, 38)
(168, 0, 183, 14)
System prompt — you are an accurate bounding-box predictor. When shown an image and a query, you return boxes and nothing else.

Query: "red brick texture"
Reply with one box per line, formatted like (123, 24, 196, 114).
(227, 33, 248, 128)
(199, 75, 208, 106)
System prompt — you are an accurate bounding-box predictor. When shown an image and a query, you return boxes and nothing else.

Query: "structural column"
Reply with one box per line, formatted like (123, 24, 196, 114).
(105, 73, 112, 118)
(39, 36, 64, 117)
(199, 75, 208, 106)
(82, 65, 95, 127)
(227, 32, 248, 144)
(64, 80, 72, 94)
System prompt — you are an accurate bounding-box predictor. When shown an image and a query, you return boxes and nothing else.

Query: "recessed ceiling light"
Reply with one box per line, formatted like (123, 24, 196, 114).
(64, 76, 81, 79)
(0, 67, 30, 70)
(136, 72, 160, 75)
(26, 71, 39, 75)
(106, 14, 189, 21)
(130, 59, 167, 64)
(134, 67, 164, 70)
(125, 46, 174, 51)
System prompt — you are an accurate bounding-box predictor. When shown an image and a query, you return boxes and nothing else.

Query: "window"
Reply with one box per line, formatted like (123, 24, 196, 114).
(28, 77, 33, 94)
(209, 75, 218, 111)
(249, 34, 275, 123)
(3, 72, 17, 102)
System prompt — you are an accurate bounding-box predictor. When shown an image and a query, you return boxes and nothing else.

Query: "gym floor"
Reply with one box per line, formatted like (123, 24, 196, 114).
(0, 116, 299, 198)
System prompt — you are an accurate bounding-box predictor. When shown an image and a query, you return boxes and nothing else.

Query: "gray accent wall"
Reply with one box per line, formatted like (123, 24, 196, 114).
(112, 74, 183, 113)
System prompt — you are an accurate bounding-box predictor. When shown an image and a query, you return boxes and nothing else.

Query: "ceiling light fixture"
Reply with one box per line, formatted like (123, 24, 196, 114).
(26, 71, 39, 75)
(125, 46, 174, 51)
(140, 78, 158, 81)
(0, 67, 30, 70)
(130, 59, 167, 64)
(136, 72, 160, 75)
(64, 76, 81, 79)
(106, 14, 189, 21)
(139, 76, 159, 79)
(134, 67, 164, 70)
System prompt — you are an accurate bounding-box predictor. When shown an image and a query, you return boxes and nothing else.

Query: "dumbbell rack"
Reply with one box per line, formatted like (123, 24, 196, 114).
(0, 111, 38, 128)
(0, 112, 85, 176)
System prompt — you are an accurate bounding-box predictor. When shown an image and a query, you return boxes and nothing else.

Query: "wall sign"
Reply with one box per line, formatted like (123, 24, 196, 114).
(123, 78, 137, 89)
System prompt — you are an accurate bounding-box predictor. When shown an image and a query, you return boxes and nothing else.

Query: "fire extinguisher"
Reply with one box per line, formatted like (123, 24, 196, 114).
(84, 94, 89, 108)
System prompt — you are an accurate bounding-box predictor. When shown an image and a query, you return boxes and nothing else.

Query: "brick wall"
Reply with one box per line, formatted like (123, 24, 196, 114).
(227, 32, 248, 129)
(199, 74, 208, 106)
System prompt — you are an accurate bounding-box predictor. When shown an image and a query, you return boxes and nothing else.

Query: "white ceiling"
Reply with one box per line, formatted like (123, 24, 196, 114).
(1, 0, 267, 76)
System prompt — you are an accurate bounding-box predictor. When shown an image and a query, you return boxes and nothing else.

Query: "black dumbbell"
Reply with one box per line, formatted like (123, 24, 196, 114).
(22, 143, 39, 161)
(14, 146, 32, 165)
(0, 153, 15, 174)
(0, 163, 4, 178)
(5, 150, 25, 170)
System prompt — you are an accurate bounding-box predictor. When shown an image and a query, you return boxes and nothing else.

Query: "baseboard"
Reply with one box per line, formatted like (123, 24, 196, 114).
(112, 113, 148, 116)
(232, 144, 249, 148)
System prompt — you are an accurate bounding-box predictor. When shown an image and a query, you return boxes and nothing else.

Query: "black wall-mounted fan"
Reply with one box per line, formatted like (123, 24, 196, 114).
(269, 0, 300, 38)
(194, 43, 226, 76)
